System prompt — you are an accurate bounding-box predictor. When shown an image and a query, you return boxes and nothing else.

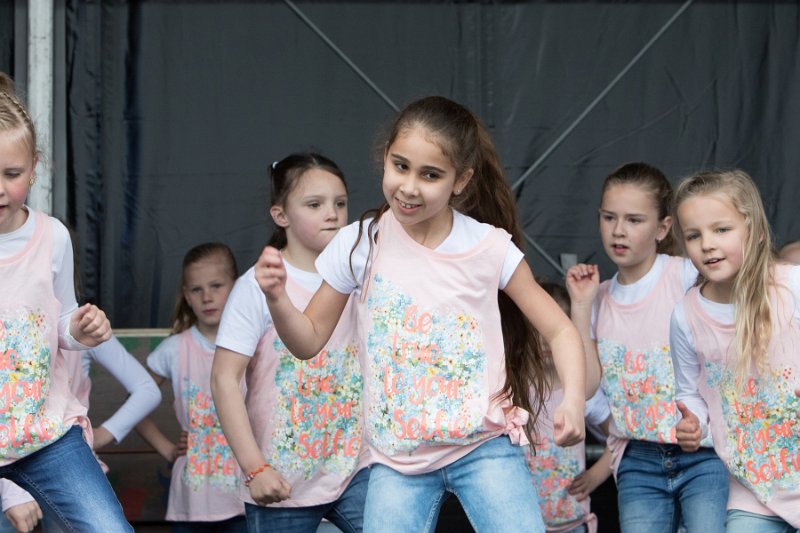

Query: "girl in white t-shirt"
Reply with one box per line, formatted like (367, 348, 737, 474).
(670, 170, 800, 531)
(212, 153, 368, 533)
(255, 96, 587, 532)
(137, 243, 246, 532)
(567, 162, 728, 533)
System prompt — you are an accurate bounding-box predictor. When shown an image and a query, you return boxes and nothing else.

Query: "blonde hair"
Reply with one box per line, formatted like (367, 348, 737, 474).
(0, 72, 37, 156)
(673, 169, 776, 380)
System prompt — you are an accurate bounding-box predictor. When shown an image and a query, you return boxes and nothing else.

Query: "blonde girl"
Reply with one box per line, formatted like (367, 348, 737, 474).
(256, 96, 586, 533)
(138, 243, 246, 532)
(567, 162, 728, 533)
(212, 153, 369, 533)
(0, 72, 131, 531)
(670, 170, 800, 531)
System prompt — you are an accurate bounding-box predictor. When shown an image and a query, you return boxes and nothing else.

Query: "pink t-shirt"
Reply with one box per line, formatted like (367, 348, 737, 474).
(0, 210, 87, 465)
(358, 211, 526, 474)
(526, 388, 607, 533)
(164, 329, 244, 522)
(595, 256, 706, 473)
(683, 266, 800, 527)
(245, 276, 367, 507)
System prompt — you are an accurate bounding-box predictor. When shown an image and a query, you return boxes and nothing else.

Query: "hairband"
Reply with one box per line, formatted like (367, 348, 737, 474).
(272, 161, 278, 170)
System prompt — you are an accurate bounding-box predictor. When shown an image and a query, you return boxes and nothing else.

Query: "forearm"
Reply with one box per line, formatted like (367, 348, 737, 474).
(211, 371, 266, 474)
(267, 293, 326, 359)
(570, 301, 601, 398)
(135, 417, 176, 461)
(549, 325, 587, 405)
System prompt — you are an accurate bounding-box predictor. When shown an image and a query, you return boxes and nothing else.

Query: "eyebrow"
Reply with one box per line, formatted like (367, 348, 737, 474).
(389, 152, 447, 174)
(599, 208, 647, 218)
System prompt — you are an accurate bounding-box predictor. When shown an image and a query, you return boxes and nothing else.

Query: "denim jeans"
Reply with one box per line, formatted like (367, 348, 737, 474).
(726, 510, 798, 533)
(0, 426, 132, 532)
(363, 436, 544, 533)
(245, 467, 369, 533)
(616, 441, 728, 533)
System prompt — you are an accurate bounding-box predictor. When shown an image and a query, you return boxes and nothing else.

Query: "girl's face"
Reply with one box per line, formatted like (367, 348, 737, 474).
(0, 129, 36, 234)
(677, 192, 748, 301)
(382, 126, 473, 242)
(272, 168, 348, 255)
(182, 256, 234, 334)
(599, 183, 671, 282)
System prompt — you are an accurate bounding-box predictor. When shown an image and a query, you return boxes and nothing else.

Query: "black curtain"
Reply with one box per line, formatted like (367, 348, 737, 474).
(0, 1, 13, 75)
(65, 1, 800, 328)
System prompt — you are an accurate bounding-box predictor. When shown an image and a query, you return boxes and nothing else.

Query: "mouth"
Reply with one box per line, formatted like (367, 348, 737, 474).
(611, 244, 628, 253)
(397, 199, 420, 210)
(704, 258, 723, 266)
(202, 309, 217, 316)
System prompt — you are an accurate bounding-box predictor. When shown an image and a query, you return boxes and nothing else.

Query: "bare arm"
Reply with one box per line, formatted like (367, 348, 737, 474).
(568, 445, 612, 500)
(504, 261, 586, 446)
(134, 372, 179, 462)
(211, 347, 290, 504)
(256, 246, 349, 359)
(565, 263, 602, 398)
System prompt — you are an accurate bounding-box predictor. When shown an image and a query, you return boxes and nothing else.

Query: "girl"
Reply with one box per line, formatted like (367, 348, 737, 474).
(138, 242, 246, 532)
(256, 96, 587, 532)
(566, 162, 728, 533)
(0, 334, 162, 532)
(526, 281, 611, 533)
(670, 170, 800, 531)
(211, 153, 369, 532)
(0, 72, 131, 531)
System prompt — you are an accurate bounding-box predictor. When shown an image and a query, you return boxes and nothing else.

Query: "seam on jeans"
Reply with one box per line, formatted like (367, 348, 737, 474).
(423, 489, 446, 533)
(11, 465, 75, 531)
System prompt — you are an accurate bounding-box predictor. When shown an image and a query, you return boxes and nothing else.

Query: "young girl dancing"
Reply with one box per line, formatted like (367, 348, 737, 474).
(567, 162, 728, 533)
(526, 281, 610, 533)
(670, 169, 800, 531)
(212, 153, 369, 532)
(0, 72, 131, 531)
(138, 243, 246, 531)
(256, 96, 587, 532)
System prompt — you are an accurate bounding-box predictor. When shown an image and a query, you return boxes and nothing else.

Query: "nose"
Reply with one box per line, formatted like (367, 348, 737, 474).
(399, 175, 418, 197)
(202, 289, 213, 303)
(612, 219, 625, 237)
(700, 233, 715, 252)
(323, 203, 338, 221)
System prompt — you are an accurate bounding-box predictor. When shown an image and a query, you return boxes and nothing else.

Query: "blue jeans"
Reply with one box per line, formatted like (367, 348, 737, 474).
(726, 510, 798, 533)
(0, 426, 132, 532)
(245, 467, 369, 533)
(617, 441, 728, 533)
(363, 436, 544, 533)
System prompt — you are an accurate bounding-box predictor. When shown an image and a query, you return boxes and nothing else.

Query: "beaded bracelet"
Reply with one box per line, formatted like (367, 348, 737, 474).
(244, 463, 270, 487)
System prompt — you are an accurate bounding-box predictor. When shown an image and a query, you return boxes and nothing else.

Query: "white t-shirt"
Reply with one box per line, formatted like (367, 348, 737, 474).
(215, 262, 322, 357)
(584, 387, 612, 442)
(0, 207, 87, 349)
(316, 210, 525, 295)
(590, 254, 697, 339)
(148, 326, 215, 382)
(670, 265, 800, 433)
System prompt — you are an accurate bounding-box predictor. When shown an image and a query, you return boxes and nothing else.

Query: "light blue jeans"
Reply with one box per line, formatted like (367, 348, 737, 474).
(245, 467, 369, 533)
(617, 441, 728, 533)
(363, 436, 544, 533)
(726, 510, 798, 533)
(0, 426, 132, 532)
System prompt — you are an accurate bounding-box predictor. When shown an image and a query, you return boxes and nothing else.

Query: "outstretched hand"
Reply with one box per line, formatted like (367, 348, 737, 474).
(69, 303, 112, 347)
(255, 246, 287, 301)
(676, 401, 701, 452)
(565, 264, 600, 307)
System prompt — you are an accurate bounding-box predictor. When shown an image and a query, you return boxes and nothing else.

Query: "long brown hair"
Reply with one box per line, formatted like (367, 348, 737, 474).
(352, 96, 548, 441)
(171, 242, 238, 334)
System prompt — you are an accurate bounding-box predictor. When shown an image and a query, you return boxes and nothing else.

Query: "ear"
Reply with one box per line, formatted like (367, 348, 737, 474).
(270, 205, 289, 228)
(453, 168, 474, 196)
(656, 215, 673, 242)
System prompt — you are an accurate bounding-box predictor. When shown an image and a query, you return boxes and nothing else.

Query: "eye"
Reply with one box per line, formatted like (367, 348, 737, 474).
(190, 287, 202, 294)
(212, 283, 223, 289)
(392, 160, 408, 172)
(716, 227, 730, 234)
(685, 232, 699, 241)
(4, 171, 22, 178)
(629, 218, 643, 225)
(307, 202, 320, 209)
(422, 171, 440, 181)
(336, 200, 347, 209)
(601, 214, 614, 222)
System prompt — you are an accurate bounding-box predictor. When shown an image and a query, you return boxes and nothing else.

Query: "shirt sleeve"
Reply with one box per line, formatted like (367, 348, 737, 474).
(0, 480, 35, 513)
(670, 301, 710, 437)
(52, 219, 90, 351)
(316, 221, 369, 295)
(584, 388, 612, 427)
(90, 337, 162, 442)
(146, 335, 179, 380)
(216, 269, 273, 357)
(499, 243, 524, 290)
(680, 257, 700, 293)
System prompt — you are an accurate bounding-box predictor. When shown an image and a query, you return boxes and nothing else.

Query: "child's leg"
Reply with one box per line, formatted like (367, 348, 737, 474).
(445, 436, 544, 533)
(2, 426, 131, 532)
(674, 447, 728, 532)
(362, 464, 446, 533)
(244, 502, 328, 533)
(725, 509, 797, 533)
(325, 467, 370, 533)
(616, 441, 679, 533)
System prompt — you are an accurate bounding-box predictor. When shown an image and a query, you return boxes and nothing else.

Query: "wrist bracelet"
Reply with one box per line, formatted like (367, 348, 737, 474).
(244, 463, 270, 486)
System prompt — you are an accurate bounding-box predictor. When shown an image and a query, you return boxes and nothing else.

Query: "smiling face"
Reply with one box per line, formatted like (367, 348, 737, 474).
(382, 126, 472, 245)
(677, 192, 749, 302)
(182, 255, 235, 336)
(598, 183, 671, 284)
(0, 128, 36, 234)
(271, 167, 348, 266)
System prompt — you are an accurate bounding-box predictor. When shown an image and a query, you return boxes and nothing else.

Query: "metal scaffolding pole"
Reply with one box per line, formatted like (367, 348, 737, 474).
(27, 0, 54, 214)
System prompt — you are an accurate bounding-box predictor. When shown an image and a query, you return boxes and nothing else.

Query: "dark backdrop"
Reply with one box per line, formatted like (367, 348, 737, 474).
(64, 1, 800, 328)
